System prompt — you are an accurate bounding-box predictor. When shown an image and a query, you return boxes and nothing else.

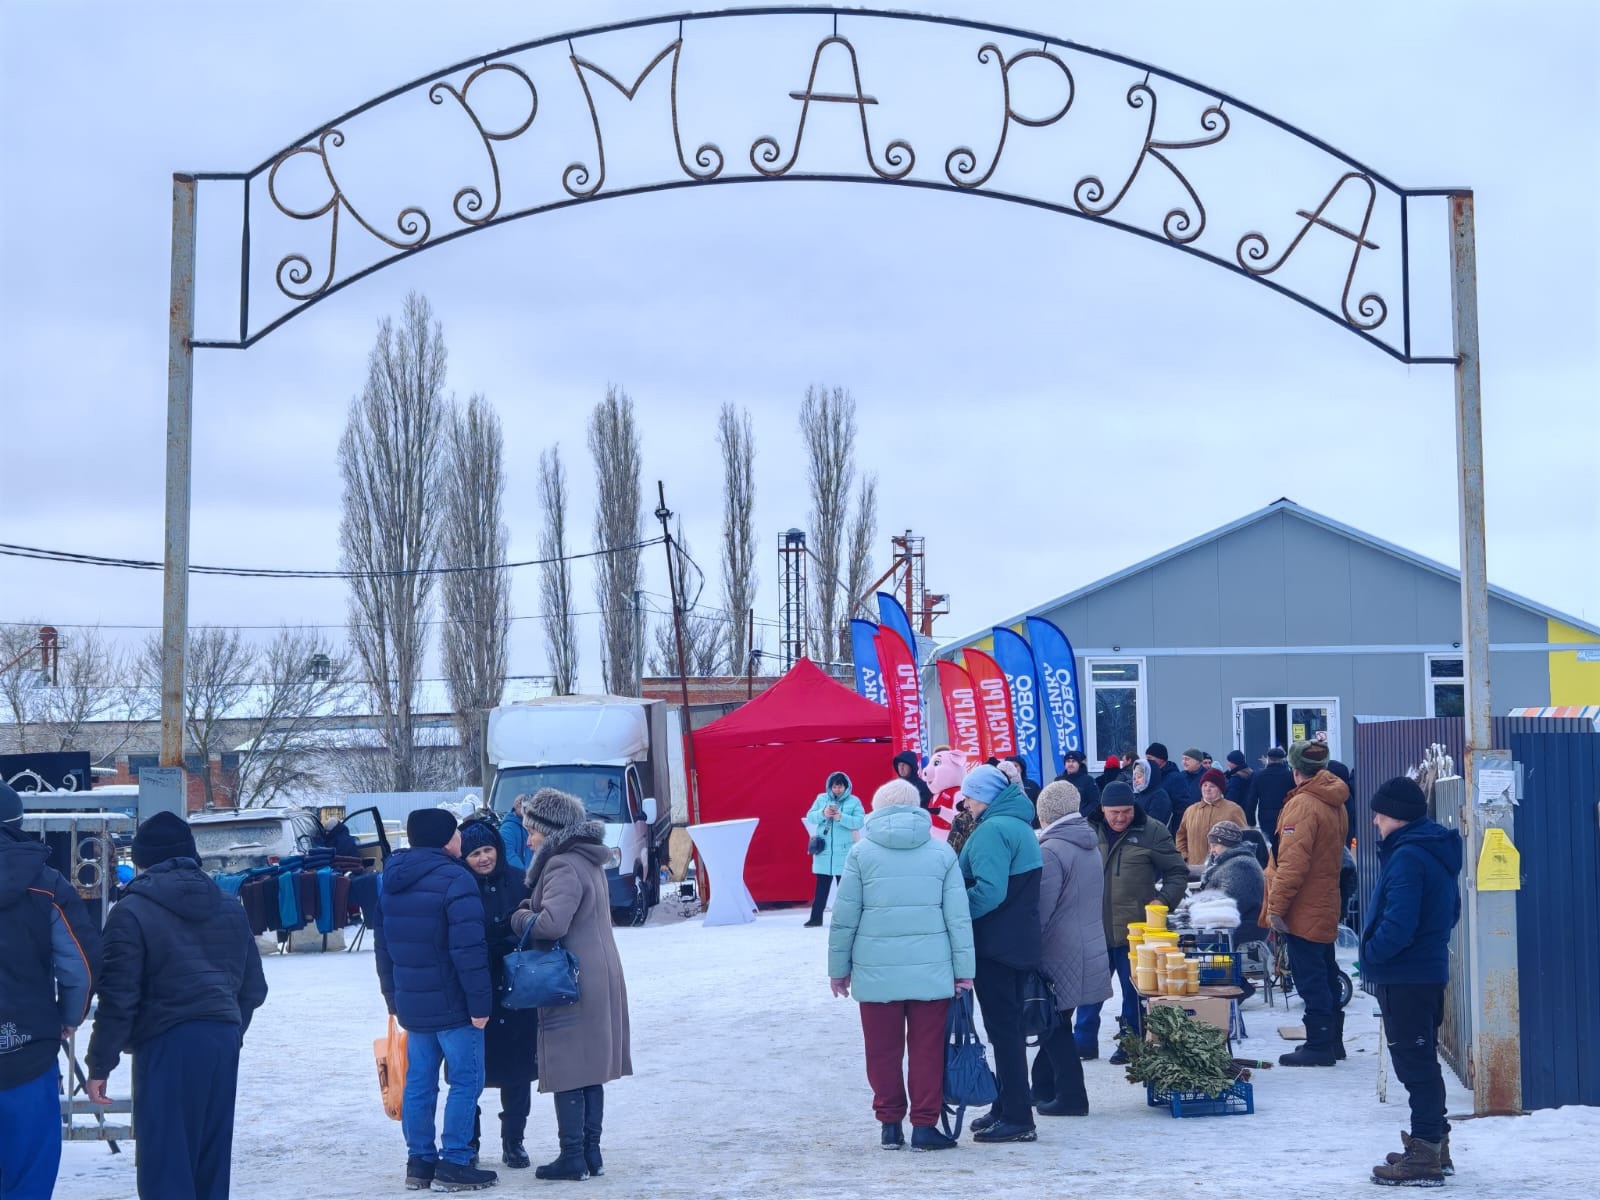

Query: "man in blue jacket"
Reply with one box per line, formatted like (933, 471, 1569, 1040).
(376, 808, 496, 1192)
(956, 764, 1042, 1144)
(0, 782, 100, 1200)
(1142, 743, 1192, 833)
(1360, 777, 1463, 1188)
(85, 810, 267, 1200)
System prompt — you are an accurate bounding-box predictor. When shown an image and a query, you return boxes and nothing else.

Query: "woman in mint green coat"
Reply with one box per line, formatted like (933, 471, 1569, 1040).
(828, 779, 975, 1152)
(804, 772, 865, 926)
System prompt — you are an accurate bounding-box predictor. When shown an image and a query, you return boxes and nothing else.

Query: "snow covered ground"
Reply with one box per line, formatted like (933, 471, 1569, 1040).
(57, 905, 1595, 1199)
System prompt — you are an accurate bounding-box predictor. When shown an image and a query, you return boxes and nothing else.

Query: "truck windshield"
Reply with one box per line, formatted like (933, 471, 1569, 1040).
(493, 766, 628, 823)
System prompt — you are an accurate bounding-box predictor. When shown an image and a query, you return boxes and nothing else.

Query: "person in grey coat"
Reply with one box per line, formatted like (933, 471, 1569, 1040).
(1198, 821, 1267, 947)
(510, 789, 632, 1182)
(1029, 782, 1113, 1115)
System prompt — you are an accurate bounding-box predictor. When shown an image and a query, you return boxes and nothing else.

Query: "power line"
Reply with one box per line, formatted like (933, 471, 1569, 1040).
(0, 608, 636, 634)
(0, 537, 664, 580)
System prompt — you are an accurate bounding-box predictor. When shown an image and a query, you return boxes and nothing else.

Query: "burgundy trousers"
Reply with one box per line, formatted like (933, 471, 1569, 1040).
(859, 998, 951, 1127)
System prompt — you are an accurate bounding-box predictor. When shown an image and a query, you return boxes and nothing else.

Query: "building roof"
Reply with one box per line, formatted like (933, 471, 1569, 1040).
(940, 498, 1600, 652)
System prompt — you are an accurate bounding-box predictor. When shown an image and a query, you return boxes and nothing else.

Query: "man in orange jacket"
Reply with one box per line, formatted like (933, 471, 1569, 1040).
(1264, 740, 1349, 1066)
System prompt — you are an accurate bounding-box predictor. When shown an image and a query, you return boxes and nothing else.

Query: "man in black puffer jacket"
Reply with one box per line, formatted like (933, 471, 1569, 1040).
(86, 810, 267, 1200)
(0, 782, 100, 1200)
(375, 808, 497, 1192)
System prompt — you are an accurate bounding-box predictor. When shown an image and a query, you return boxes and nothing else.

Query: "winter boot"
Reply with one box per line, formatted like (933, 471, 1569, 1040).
(1280, 1016, 1338, 1067)
(433, 1161, 500, 1192)
(582, 1084, 606, 1177)
(1371, 1135, 1445, 1187)
(880, 1121, 905, 1150)
(405, 1157, 436, 1191)
(501, 1141, 529, 1170)
(1386, 1129, 1453, 1177)
(968, 1109, 1001, 1134)
(911, 1125, 958, 1152)
(1036, 1098, 1089, 1116)
(1333, 1010, 1347, 1060)
(535, 1090, 590, 1181)
(972, 1121, 1038, 1144)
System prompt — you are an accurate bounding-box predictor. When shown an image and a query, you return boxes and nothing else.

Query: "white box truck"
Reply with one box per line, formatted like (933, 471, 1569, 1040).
(483, 695, 679, 925)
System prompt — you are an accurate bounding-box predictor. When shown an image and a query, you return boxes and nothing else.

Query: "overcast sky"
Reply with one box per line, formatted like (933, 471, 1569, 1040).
(2, 0, 1596, 692)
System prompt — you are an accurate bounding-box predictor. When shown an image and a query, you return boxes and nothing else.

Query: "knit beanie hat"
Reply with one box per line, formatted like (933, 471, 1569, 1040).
(458, 819, 500, 859)
(1144, 742, 1169, 761)
(1371, 777, 1428, 823)
(523, 788, 587, 837)
(407, 807, 459, 850)
(1036, 780, 1082, 827)
(131, 810, 198, 868)
(1207, 820, 1244, 847)
(996, 760, 1023, 787)
(1289, 739, 1331, 775)
(1265, 745, 1288, 760)
(1100, 780, 1136, 808)
(1104, 755, 1121, 770)
(960, 764, 1009, 804)
(1200, 768, 1228, 794)
(1226, 751, 1247, 768)
(871, 779, 922, 810)
(0, 780, 24, 825)
(1183, 747, 1205, 763)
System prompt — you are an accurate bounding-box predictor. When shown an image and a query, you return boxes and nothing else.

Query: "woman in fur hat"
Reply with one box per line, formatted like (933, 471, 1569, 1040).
(509, 790, 632, 1182)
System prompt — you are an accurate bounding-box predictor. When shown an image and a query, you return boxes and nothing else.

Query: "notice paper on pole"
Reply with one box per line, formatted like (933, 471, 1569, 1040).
(1475, 755, 1518, 805)
(1476, 828, 1521, 891)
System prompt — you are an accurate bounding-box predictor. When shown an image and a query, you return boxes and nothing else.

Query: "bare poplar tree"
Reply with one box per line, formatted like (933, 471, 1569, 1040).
(439, 394, 511, 784)
(799, 384, 857, 662)
(141, 626, 255, 808)
(233, 628, 359, 807)
(538, 444, 579, 695)
(339, 291, 447, 791)
(648, 522, 723, 677)
(0, 625, 144, 764)
(845, 472, 879, 632)
(588, 385, 643, 696)
(717, 402, 758, 674)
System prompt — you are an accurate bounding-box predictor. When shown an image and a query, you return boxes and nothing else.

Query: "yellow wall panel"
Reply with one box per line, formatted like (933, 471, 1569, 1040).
(1549, 619, 1600, 705)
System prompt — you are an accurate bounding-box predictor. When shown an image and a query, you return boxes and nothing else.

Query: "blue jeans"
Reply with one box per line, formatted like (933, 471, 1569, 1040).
(403, 1025, 485, 1166)
(0, 1066, 61, 1200)
(1074, 945, 1140, 1051)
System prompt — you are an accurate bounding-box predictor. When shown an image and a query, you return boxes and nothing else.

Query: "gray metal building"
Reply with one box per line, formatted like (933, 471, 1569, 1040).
(937, 500, 1600, 767)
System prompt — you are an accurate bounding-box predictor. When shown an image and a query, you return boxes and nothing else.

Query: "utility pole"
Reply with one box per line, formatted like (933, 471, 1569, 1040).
(654, 482, 699, 824)
(632, 589, 644, 695)
(746, 610, 755, 701)
(161, 174, 197, 775)
(1448, 192, 1519, 1117)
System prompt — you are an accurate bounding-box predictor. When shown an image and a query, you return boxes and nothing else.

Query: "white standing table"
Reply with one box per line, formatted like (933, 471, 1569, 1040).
(687, 818, 760, 926)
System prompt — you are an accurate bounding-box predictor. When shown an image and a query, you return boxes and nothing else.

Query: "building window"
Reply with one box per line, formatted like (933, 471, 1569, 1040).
(1426, 654, 1465, 718)
(1084, 658, 1147, 766)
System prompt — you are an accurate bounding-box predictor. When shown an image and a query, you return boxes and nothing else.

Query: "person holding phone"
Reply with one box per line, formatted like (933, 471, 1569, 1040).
(805, 772, 865, 927)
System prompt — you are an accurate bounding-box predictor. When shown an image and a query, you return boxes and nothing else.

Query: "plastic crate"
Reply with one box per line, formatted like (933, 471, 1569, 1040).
(1144, 1079, 1254, 1117)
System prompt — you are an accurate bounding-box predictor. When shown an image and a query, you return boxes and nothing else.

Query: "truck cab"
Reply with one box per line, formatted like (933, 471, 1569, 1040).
(484, 696, 676, 925)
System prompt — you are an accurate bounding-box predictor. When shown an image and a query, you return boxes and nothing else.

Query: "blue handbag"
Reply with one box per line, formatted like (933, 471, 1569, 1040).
(942, 991, 998, 1138)
(500, 923, 580, 1010)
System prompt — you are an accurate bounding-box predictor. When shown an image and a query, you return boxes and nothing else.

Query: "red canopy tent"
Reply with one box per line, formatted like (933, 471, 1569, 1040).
(693, 658, 895, 903)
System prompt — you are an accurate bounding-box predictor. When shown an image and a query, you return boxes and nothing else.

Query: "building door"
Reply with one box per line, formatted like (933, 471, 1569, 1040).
(1232, 698, 1340, 760)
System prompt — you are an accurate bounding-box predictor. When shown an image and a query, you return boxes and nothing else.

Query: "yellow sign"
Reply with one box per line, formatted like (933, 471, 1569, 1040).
(1476, 828, 1521, 891)
(1291, 723, 1307, 743)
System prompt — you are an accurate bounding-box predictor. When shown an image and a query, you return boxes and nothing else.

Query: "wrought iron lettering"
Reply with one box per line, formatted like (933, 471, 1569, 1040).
(945, 44, 1075, 190)
(1074, 81, 1229, 244)
(1236, 171, 1387, 329)
(428, 63, 539, 224)
(750, 35, 914, 180)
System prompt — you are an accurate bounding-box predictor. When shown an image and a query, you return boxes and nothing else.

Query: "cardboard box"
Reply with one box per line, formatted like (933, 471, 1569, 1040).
(1146, 995, 1232, 1035)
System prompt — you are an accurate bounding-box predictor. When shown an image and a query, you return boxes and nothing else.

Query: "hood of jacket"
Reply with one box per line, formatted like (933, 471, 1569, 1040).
(975, 780, 1034, 826)
(1291, 769, 1350, 812)
(0, 825, 50, 906)
(122, 858, 227, 917)
(820, 772, 854, 800)
(864, 804, 932, 850)
(383, 846, 469, 895)
(1380, 818, 1463, 876)
(1040, 813, 1097, 852)
(891, 751, 921, 778)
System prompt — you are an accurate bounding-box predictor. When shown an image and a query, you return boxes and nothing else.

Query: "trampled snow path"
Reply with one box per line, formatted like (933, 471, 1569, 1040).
(57, 905, 1594, 1199)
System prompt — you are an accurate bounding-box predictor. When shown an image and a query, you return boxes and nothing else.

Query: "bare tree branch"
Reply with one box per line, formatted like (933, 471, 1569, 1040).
(538, 444, 579, 695)
(140, 627, 255, 807)
(846, 472, 879, 634)
(799, 384, 857, 663)
(338, 291, 447, 790)
(648, 522, 723, 677)
(589, 385, 643, 696)
(0, 626, 145, 764)
(717, 402, 758, 674)
(440, 394, 511, 784)
(232, 628, 360, 807)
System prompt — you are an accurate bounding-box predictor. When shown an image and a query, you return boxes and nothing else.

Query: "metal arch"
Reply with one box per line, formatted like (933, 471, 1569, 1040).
(185, 5, 1469, 364)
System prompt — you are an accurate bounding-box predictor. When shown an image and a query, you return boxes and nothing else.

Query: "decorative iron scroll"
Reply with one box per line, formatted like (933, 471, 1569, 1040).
(195, 7, 1461, 363)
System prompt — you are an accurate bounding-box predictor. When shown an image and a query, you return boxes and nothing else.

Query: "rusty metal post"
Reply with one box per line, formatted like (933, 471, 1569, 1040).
(654, 482, 699, 825)
(160, 175, 197, 774)
(1450, 191, 1519, 1115)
